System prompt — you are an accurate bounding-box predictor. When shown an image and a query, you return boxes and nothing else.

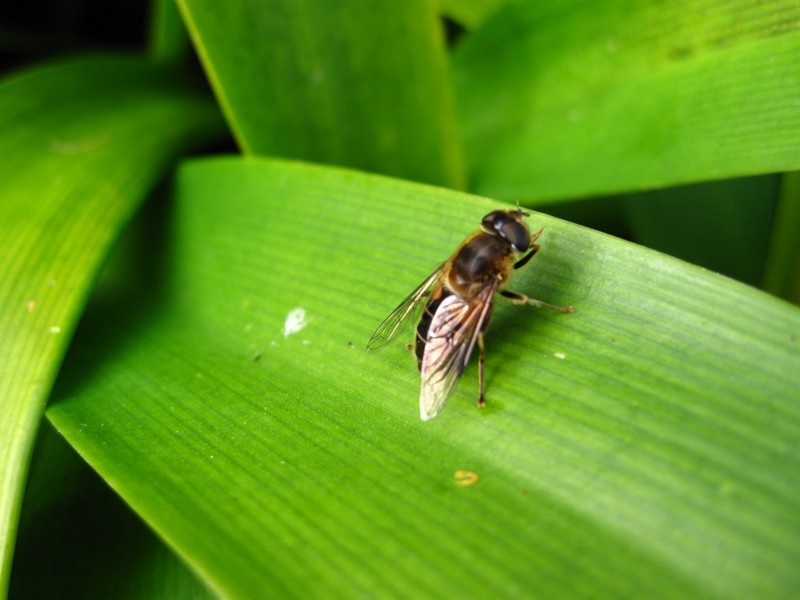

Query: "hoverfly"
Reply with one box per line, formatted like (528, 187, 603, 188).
(367, 207, 573, 421)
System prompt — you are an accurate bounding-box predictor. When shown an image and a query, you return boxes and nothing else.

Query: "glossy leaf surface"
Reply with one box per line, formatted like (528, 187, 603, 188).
(0, 54, 223, 592)
(48, 157, 800, 598)
(454, 0, 800, 202)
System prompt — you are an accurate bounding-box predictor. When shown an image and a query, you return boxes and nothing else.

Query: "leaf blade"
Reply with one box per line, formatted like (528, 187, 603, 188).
(11, 422, 214, 599)
(0, 54, 224, 594)
(177, 0, 465, 187)
(47, 157, 800, 598)
(453, 0, 800, 201)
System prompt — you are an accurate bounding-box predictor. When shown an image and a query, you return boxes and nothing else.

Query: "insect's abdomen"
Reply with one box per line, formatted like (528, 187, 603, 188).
(415, 294, 447, 371)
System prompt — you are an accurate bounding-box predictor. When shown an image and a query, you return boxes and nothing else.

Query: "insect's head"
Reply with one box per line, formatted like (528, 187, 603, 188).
(481, 208, 531, 253)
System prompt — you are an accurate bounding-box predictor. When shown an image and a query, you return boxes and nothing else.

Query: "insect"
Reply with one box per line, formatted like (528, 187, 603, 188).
(367, 207, 573, 421)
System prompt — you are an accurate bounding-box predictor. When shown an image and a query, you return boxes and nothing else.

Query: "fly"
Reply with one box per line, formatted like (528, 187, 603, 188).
(368, 208, 573, 420)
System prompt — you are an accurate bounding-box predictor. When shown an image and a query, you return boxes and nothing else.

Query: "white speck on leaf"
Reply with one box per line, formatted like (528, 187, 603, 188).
(554, 352, 566, 360)
(283, 308, 310, 338)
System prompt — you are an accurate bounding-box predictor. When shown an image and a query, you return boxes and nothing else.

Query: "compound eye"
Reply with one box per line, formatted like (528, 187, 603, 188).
(481, 211, 504, 232)
(482, 210, 530, 251)
(500, 220, 529, 252)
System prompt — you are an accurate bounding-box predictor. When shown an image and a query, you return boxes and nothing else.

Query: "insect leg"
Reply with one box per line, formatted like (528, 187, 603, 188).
(478, 333, 487, 407)
(513, 243, 540, 270)
(500, 289, 574, 313)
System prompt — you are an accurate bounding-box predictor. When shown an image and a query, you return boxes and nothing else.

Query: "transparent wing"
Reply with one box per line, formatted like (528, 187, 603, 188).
(367, 263, 446, 351)
(419, 282, 497, 421)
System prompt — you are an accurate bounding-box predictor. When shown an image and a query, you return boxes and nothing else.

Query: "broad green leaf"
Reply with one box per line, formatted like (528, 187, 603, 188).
(622, 175, 779, 286)
(763, 172, 800, 303)
(149, 0, 191, 64)
(453, 0, 800, 202)
(11, 422, 213, 599)
(177, 0, 465, 188)
(437, 0, 506, 28)
(0, 54, 224, 594)
(48, 157, 800, 598)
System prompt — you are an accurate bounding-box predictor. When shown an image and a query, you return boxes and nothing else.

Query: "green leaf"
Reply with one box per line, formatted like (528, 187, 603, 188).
(177, 0, 465, 187)
(0, 54, 224, 593)
(148, 0, 191, 64)
(437, 0, 507, 28)
(453, 0, 800, 202)
(622, 175, 779, 286)
(48, 157, 800, 598)
(763, 172, 800, 303)
(11, 422, 213, 599)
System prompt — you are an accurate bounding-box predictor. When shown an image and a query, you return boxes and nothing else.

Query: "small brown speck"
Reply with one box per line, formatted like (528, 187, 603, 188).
(252, 353, 262, 362)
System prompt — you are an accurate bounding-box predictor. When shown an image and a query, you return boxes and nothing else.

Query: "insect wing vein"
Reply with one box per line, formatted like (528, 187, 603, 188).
(367, 263, 445, 351)
(419, 283, 497, 420)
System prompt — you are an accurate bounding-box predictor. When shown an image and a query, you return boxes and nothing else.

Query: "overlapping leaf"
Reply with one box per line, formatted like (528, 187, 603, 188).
(47, 157, 800, 598)
(453, 0, 800, 202)
(0, 54, 223, 592)
(178, 0, 464, 187)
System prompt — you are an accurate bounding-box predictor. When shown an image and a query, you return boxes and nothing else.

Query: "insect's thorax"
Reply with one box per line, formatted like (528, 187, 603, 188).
(447, 232, 513, 298)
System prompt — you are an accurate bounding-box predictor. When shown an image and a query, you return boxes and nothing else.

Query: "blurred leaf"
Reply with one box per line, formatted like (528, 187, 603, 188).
(0, 54, 224, 594)
(48, 157, 800, 598)
(438, 0, 506, 28)
(622, 175, 779, 286)
(10, 422, 213, 599)
(148, 0, 191, 64)
(177, 0, 464, 187)
(763, 172, 800, 303)
(453, 0, 800, 202)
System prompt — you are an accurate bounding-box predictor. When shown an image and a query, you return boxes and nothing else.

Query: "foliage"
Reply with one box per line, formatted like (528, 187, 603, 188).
(1, 0, 799, 598)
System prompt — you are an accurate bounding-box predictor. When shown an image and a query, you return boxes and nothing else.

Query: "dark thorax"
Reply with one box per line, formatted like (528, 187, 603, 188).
(448, 233, 513, 299)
